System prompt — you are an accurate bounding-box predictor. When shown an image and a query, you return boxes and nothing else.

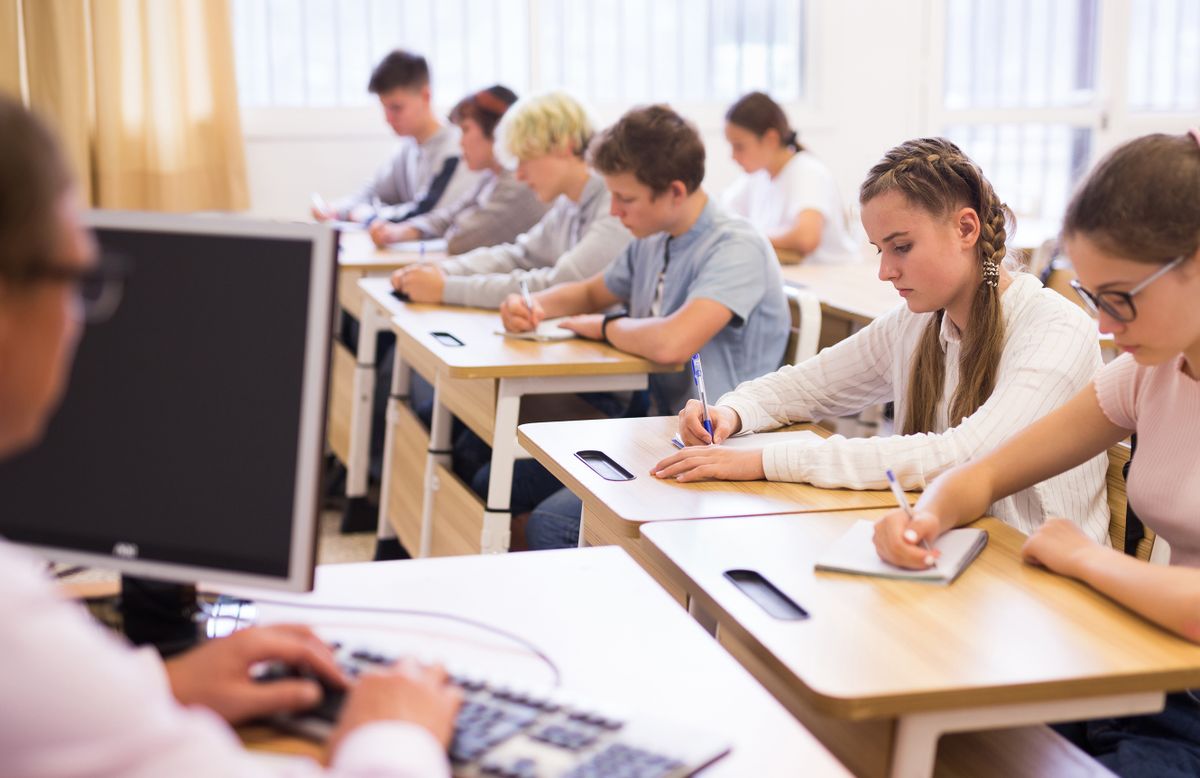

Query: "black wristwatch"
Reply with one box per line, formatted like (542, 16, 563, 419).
(601, 310, 629, 343)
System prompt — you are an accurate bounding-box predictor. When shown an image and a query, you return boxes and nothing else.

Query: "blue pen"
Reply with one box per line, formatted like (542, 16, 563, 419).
(690, 353, 714, 443)
(885, 468, 936, 567)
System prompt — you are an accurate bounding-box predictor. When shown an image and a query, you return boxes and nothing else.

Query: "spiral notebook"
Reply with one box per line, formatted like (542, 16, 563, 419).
(815, 519, 988, 584)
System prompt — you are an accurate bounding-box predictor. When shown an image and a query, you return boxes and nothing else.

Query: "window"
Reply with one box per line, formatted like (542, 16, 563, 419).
(937, 0, 1099, 245)
(231, 0, 805, 108)
(936, 0, 1200, 244)
(1127, 0, 1200, 112)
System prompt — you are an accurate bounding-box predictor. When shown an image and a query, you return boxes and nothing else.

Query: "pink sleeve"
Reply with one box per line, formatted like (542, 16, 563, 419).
(1093, 352, 1140, 431)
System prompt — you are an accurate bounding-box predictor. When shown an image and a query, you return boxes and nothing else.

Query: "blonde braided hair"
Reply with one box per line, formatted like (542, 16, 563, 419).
(860, 138, 1015, 434)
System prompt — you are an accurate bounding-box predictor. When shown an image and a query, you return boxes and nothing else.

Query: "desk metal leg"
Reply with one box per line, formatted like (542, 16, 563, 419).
(481, 379, 522, 554)
(347, 301, 383, 500)
(889, 691, 1163, 778)
(418, 377, 453, 558)
(374, 350, 410, 543)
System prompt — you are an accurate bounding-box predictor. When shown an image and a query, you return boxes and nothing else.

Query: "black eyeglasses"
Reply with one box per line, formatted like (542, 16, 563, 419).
(2, 252, 130, 324)
(1069, 254, 1186, 324)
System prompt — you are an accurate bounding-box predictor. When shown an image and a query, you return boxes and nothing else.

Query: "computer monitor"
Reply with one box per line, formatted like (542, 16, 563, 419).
(0, 211, 337, 593)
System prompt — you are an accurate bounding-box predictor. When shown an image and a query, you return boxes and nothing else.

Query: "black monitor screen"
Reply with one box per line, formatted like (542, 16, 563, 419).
(0, 222, 331, 582)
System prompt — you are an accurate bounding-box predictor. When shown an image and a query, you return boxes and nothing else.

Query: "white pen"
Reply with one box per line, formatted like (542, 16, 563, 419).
(885, 468, 936, 568)
(519, 277, 534, 313)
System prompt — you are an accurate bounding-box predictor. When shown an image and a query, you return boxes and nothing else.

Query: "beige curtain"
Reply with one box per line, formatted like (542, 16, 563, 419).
(0, 0, 248, 212)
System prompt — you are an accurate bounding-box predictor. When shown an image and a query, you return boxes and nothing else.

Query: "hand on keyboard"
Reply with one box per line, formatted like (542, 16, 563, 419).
(330, 659, 464, 752)
(166, 624, 347, 725)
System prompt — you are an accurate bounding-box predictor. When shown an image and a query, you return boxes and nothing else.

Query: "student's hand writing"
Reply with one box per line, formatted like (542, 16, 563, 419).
(651, 446, 765, 482)
(677, 400, 741, 445)
(164, 624, 347, 726)
(394, 264, 446, 303)
(500, 293, 544, 332)
(310, 204, 334, 222)
(1021, 518, 1100, 579)
(370, 221, 420, 248)
(560, 314, 604, 341)
(329, 660, 463, 755)
(872, 508, 944, 570)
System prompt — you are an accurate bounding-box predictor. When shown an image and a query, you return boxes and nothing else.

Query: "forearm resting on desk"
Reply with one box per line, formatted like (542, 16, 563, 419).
(1066, 548, 1200, 644)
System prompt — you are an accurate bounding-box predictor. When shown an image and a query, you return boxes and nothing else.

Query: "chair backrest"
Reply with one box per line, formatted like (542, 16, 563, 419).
(783, 285, 822, 366)
(1106, 441, 1156, 561)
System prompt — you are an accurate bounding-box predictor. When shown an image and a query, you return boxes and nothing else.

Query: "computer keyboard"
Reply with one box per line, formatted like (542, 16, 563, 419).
(262, 641, 731, 777)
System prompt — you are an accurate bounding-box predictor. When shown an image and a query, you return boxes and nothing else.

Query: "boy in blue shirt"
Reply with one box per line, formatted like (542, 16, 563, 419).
(499, 104, 789, 548)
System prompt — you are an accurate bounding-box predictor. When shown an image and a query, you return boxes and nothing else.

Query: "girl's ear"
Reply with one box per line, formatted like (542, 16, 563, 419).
(956, 206, 981, 248)
(672, 180, 689, 202)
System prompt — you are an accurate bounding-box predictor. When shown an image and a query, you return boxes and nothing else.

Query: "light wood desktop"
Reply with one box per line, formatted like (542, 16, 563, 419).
(327, 231, 448, 508)
(360, 277, 678, 558)
(641, 509, 1200, 777)
(517, 416, 910, 604)
(233, 546, 851, 777)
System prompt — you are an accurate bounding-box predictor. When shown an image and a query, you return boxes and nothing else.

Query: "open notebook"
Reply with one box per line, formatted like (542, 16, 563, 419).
(497, 317, 577, 342)
(815, 519, 988, 584)
(670, 429, 824, 450)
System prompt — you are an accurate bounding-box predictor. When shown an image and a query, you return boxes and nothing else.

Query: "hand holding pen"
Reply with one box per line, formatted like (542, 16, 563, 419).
(873, 469, 944, 569)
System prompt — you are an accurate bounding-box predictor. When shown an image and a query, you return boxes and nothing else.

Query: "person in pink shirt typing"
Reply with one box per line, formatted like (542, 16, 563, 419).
(0, 97, 459, 776)
(874, 130, 1200, 776)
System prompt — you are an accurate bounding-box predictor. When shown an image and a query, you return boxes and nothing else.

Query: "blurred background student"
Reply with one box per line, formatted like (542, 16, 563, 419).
(368, 85, 548, 255)
(721, 91, 859, 264)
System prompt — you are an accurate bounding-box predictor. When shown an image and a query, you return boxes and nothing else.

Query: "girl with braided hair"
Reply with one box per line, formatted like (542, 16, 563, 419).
(654, 137, 1109, 546)
(876, 131, 1200, 775)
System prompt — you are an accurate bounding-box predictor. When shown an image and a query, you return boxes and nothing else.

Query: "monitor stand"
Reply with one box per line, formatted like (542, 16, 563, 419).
(120, 575, 203, 658)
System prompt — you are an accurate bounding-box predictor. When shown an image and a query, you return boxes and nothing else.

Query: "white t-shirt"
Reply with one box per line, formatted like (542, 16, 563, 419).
(722, 151, 859, 264)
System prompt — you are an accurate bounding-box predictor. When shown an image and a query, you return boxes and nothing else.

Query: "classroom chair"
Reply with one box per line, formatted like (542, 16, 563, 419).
(1107, 440, 1168, 564)
(784, 285, 822, 365)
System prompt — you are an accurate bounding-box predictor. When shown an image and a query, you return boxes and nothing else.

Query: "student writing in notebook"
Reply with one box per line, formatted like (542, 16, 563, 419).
(874, 131, 1200, 777)
(0, 98, 459, 777)
(721, 92, 859, 263)
(498, 105, 790, 549)
(367, 85, 548, 255)
(313, 49, 479, 225)
(389, 91, 631, 306)
(656, 138, 1110, 544)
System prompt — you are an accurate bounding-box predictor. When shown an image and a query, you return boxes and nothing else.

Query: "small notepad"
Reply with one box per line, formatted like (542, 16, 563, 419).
(815, 520, 988, 584)
(670, 429, 824, 449)
(497, 317, 577, 342)
(387, 238, 448, 253)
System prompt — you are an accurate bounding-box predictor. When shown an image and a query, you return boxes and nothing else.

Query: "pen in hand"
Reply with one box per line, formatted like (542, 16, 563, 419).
(885, 468, 936, 568)
(690, 354, 714, 444)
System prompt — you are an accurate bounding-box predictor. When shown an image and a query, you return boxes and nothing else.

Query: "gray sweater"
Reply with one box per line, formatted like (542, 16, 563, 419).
(440, 173, 633, 308)
(403, 168, 549, 255)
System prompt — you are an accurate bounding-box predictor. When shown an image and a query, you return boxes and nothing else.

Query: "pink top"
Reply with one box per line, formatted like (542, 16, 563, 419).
(0, 539, 450, 778)
(1095, 353, 1200, 567)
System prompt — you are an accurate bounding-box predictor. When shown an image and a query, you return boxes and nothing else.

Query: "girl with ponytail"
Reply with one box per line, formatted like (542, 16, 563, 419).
(655, 137, 1109, 546)
(874, 131, 1200, 774)
(722, 91, 858, 263)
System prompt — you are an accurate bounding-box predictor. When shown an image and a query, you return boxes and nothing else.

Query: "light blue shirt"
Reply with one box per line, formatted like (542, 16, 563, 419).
(604, 198, 788, 414)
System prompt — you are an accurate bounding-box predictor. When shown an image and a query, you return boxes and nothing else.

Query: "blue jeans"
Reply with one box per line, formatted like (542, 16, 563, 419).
(1054, 692, 1200, 777)
(527, 488, 584, 550)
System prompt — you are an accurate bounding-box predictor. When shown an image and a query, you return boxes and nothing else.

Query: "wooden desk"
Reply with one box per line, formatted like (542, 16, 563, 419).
(517, 416, 907, 603)
(641, 510, 1200, 777)
(780, 258, 899, 334)
(235, 546, 851, 777)
(362, 278, 677, 557)
(327, 232, 447, 506)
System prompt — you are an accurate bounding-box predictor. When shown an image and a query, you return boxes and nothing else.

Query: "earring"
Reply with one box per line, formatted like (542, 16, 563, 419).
(982, 258, 1000, 288)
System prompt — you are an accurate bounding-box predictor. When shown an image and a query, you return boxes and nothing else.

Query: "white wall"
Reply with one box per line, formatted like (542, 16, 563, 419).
(241, 1, 934, 225)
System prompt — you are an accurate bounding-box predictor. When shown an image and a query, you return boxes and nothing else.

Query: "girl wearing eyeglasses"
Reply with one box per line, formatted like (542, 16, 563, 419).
(874, 130, 1200, 774)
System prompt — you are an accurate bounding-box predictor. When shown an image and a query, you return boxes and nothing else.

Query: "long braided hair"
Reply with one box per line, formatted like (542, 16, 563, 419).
(860, 138, 1015, 434)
